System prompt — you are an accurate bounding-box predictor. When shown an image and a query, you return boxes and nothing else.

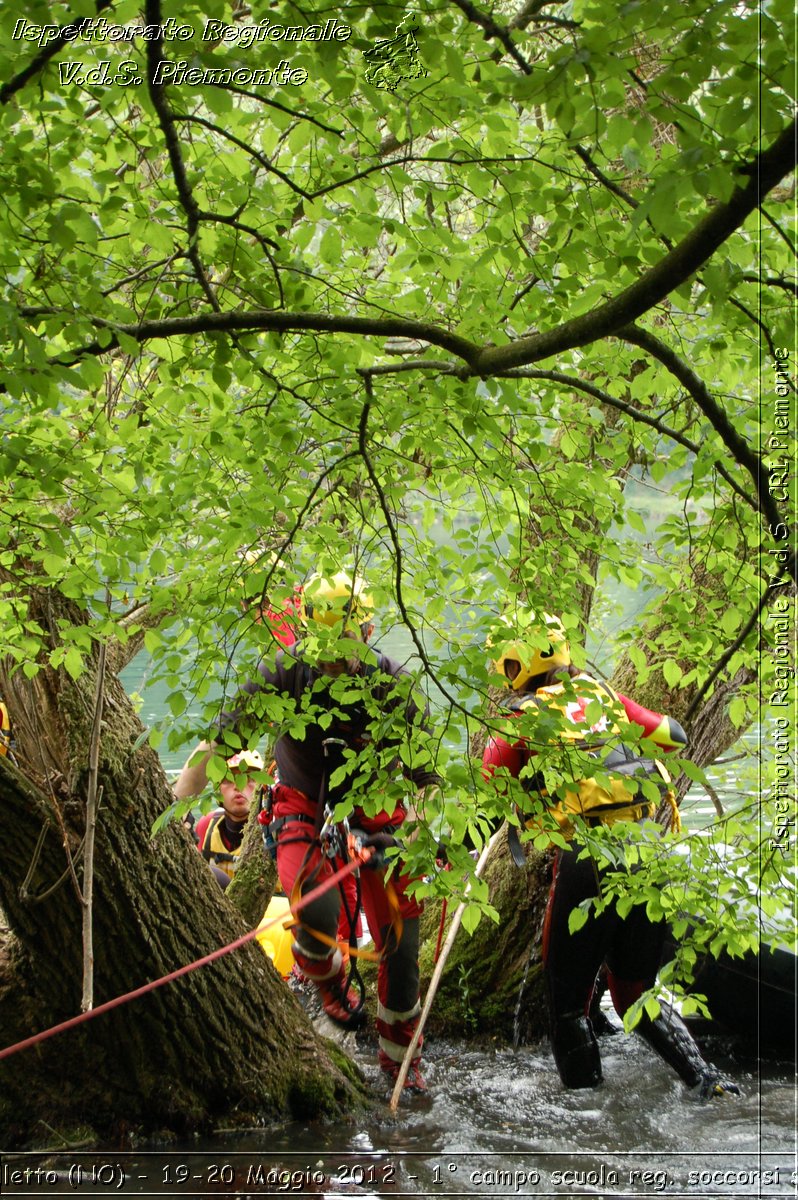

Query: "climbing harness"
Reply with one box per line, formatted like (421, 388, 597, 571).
(287, 737, 403, 989)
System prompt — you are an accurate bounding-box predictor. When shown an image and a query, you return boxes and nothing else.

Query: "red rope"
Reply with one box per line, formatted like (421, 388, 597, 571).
(0, 854, 370, 1062)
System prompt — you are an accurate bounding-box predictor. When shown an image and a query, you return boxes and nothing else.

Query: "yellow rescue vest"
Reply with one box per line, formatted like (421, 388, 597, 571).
(0, 701, 12, 758)
(255, 894, 296, 978)
(199, 814, 243, 880)
(513, 676, 672, 839)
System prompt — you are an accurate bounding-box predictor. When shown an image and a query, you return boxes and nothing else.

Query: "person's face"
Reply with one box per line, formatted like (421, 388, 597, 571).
(317, 624, 373, 677)
(219, 775, 256, 822)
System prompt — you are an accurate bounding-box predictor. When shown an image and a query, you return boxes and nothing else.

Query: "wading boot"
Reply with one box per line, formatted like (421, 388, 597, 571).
(292, 944, 365, 1029)
(379, 1055, 427, 1095)
(377, 1001, 426, 1095)
(636, 1002, 740, 1098)
(550, 1012, 603, 1088)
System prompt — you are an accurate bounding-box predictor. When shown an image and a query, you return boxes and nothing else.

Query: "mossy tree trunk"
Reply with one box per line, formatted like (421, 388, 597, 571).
(227, 812, 279, 927)
(417, 828, 552, 1044)
(607, 560, 789, 812)
(0, 585, 361, 1148)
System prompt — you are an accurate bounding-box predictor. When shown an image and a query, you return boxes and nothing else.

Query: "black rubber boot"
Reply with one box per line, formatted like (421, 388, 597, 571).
(588, 971, 623, 1036)
(635, 1002, 739, 1097)
(550, 1012, 603, 1088)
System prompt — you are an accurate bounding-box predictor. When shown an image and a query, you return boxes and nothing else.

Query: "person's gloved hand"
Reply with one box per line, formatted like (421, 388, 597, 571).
(698, 1070, 740, 1100)
(360, 831, 401, 868)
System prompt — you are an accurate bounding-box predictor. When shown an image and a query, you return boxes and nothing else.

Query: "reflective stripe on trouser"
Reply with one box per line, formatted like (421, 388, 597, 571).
(376, 999, 422, 1066)
(292, 943, 342, 983)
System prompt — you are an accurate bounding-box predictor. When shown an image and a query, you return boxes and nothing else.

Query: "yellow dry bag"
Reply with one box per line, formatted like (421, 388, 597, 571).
(255, 894, 295, 978)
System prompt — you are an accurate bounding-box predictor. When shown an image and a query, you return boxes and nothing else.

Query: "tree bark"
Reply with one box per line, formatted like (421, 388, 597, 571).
(418, 827, 551, 1043)
(0, 586, 362, 1148)
(227, 812, 279, 927)
(607, 558, 780, 808)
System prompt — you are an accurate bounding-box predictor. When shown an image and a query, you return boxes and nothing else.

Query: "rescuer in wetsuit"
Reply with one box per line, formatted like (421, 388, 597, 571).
(193, 750, 263, 889)
(174, 570, 440, 1094)
(482, 611, 739, 1099)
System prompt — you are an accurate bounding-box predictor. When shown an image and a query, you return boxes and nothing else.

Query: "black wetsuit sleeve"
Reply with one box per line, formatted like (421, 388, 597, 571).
(377, 653, 442, 789)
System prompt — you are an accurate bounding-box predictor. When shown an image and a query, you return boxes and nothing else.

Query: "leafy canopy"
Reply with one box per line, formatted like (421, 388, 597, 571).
(1, 0, 794, 950)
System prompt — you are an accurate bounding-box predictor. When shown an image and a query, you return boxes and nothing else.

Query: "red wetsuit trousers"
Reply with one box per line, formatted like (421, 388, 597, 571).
(273, 784, 424, 1068)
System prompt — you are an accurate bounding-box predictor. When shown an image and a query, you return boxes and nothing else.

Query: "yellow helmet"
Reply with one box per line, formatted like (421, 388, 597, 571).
(227, 750, 264, 773)
(303, 571, 374, 631)
(491, 612, 571, 691)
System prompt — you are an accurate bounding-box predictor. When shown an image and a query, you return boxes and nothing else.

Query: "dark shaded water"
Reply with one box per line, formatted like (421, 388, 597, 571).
(4, 1032, 795, 1198)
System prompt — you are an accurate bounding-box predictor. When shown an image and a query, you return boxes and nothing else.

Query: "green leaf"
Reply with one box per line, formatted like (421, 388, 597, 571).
(628, 645, 647, 673)
(461, 903, 482, 935)
(144, 630, 162, 654)
(662, 659, 682, 687)
(728, 696, 747, 727)
(63, 647, 84, 680)
(568, 906, 590, 934)
(721, 607, 742, 635)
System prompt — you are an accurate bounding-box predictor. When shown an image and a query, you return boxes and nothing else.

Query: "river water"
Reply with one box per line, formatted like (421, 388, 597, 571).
(4, 1027, 796, 1197)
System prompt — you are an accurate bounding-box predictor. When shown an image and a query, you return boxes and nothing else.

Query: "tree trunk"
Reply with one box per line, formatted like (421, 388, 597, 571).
(418, 827, 552, 1043)
(0, 587, 361, 1148)
(226, 813, 280, 928)
(606, 557, 782, 811)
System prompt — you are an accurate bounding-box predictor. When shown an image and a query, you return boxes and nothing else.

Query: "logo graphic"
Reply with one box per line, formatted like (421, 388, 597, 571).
(363, 12, 427, 91)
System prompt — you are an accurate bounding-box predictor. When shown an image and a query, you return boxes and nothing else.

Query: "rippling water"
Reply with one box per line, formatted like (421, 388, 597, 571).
(6, 1030, 795, 1197)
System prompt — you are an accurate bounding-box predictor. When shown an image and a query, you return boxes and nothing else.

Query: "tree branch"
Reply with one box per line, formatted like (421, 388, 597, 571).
(684, 564, 790, 722)
(105, 602, 171, 673)
(358, 360, 463, 377)
(51, 310, 483, 367)
(727, 295, 797, 394)
(740, 273, 798, 297)
(174, 114, 311, 200)
(500, 366, 756, 509)
(450, 0, 533, 74)
(573, 145, 639, 208)
(144, 0, 219, 313)
(357, 382, 471, 718)
(0, 2, 113, 104)
(195, 212, 284, 305)
(471, 117, 798, 373)
(760, 204, 797, 256)
(39, 118, 797, 399)
(204, 83, 344, 137)
(508, 0, 564, 26)
(620, 323, 794, 576)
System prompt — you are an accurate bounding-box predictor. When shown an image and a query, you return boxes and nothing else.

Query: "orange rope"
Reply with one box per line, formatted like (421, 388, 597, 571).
(289, 839, 403, 962)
